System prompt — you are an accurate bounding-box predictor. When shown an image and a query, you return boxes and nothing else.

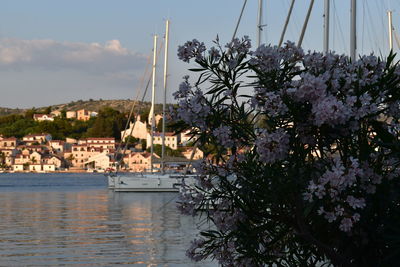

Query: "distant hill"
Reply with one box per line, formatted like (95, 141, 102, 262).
(52, 99, 152, 113)
(0, 107, 24, 116)
(0, 99, 171, 116)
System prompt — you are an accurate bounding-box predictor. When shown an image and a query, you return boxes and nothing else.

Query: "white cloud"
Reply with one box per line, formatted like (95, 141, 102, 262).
(0, 38, 146, 75)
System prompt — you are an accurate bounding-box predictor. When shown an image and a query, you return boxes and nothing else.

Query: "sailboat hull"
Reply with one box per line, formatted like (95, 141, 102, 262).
(109, 173, 196, 192)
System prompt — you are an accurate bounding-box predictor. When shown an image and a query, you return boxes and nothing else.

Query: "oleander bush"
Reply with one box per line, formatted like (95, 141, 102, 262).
(172, 37, 400, 266)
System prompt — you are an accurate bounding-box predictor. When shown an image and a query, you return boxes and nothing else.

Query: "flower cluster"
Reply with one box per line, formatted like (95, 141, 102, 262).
(177, 39, 206, 63)
(172, 77, 211, 131)
(225, 35, 251, 55)
(255, 128, 290, 164)
(213, 125, 234, 148)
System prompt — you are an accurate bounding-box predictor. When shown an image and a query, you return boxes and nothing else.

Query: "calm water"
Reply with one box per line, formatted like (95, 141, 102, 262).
(0, 173, 215, 266)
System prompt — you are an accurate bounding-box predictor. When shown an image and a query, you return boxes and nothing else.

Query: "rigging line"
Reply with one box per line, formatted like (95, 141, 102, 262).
(114, 53, 152, 171)
(120, 40, 164, 161)
(367, 1, 378, 54)
(278, 0, 296, 47)
(361, 0, 366, 54)
(298, 0, 314, 48)
(332, 0, 336, 51)
(374, 0, 388, 54)
(283, 0, 296, 41)
(119, 53, 152, 146)
(332, 1, 347, 54)
(288, 0, 310, 48)
(232, 0, 248, 42)
(394, 28, 400, 50)
(364, 0, 380, 53)
(115, 40, 165, 172)
(263, 0, 268, 44)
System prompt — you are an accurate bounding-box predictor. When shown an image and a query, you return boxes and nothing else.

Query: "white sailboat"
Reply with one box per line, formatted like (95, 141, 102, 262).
(108, 20, 197, 192)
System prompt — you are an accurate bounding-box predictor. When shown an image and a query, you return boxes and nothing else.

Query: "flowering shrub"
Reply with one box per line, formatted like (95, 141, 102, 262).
(173, 37, 400, 266)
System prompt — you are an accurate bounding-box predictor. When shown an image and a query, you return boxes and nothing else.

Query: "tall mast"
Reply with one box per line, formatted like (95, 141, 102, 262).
(150, 34, 157, 173)
(323, 0, 330, 54)
(298, 0, 314, 48)
(388, 10, 393, 51)
(257, 0, 263, 47)
(161, 20, 169, 173)
(278, 0, 295, 47)
(350, 0, 357, 61)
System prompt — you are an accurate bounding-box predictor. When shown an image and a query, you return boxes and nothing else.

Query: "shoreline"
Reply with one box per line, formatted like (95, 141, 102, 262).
(0, 170, 133, 174)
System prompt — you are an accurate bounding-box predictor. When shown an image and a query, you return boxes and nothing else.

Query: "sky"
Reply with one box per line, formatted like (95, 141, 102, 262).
(0, 0, 399, 108)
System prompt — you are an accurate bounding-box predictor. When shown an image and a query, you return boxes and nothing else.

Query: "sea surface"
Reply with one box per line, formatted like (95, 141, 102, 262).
(0, 173, 215, 266)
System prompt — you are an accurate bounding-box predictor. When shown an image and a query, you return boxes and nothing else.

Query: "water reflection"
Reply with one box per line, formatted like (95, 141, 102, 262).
(0, 182, 214, 266)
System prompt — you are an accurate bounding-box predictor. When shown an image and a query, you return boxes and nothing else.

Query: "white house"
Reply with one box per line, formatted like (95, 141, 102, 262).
(121, 116, 148, 140)
(84, 153, 113, 171)
(23, 133, 52, 144)
(146, 132, 179, 150)
(33, 114, 55, 122)
(66, 111, 77, 119)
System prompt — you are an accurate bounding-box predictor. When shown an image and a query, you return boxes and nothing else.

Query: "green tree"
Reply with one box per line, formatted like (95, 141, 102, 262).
(156, 118, 177, 133)
(24, 108, 36, 120)
(124, 136, 139, 145)
(43, 106, 52, 114)
(139, 108, 150, 123)
(146, 144, 183, 157)
(140, 139, 147, 150)
(85, 107, 126, 139)
(60, 109, 67, 118)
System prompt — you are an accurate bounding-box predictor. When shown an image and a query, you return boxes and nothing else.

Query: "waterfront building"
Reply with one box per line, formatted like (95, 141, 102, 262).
(123, 152, 159, 172)
(48, 140, 66, 153)
(83, 152, 114, 171)
(181, 147, 204, 160)
(180, 129, 198, 145)
(146, 132, 179, 150)
(43, 155, 64, 169)
(70, 143, 115, 169)
(0, 137, 17, 149)
(23, 133, 52, 144)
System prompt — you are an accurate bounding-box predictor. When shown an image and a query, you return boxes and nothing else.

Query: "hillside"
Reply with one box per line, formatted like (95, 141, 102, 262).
(0, 99, 170, 116)
(0, 107, 24, 116)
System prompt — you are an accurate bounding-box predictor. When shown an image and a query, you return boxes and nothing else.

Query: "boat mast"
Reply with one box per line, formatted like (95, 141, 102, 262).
(350, 0, 357, 61)
(161, 20, 169, 173)
(323, 0, 330, 54)
(150, 34, 157, 173)
(388, 10, 393, 51)
(278, 0, 295, 47)
(298, 0, 314, 48)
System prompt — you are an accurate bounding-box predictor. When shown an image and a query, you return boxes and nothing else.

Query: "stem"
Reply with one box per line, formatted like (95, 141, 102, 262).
(294, 197, 349, 266)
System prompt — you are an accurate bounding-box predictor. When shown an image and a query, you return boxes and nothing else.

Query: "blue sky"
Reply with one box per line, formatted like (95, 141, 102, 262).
(0, 0, 398, 108)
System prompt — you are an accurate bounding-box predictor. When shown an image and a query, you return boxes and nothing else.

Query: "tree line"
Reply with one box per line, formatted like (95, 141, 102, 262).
(0, 106, 176, 141)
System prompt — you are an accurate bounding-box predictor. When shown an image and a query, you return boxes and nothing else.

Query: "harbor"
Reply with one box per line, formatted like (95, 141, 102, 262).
(0, 173, 215, 266)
